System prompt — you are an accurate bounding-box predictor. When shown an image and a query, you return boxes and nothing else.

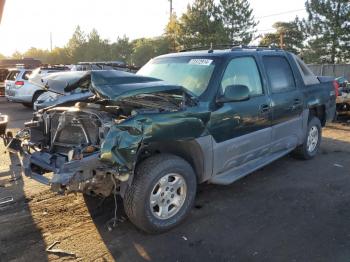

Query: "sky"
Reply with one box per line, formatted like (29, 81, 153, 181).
(0, 0, 307, 56)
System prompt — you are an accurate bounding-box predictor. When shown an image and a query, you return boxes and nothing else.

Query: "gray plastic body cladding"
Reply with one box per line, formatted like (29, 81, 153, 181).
(194, 135, 214, 183)
(206, 110, 308, 185)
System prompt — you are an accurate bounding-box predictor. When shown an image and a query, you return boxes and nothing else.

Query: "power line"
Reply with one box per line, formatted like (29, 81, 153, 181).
(257, 8, 305, 19)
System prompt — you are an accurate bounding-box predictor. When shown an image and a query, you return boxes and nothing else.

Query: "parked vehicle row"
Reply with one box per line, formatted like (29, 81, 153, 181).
(0, 58, 42, 97)
(4, 66, 70, 108)
(8, 47, 336, 233)
(3, 61, 138, 109)
(334, 76, 350, 112)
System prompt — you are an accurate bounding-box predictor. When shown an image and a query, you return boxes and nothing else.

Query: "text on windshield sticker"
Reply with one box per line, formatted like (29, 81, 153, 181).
(189, 59, 213, 66)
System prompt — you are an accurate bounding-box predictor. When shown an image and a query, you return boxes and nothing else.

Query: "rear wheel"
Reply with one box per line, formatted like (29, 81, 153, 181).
(123, 154, 197, 233)
(292, 116, 322, 160)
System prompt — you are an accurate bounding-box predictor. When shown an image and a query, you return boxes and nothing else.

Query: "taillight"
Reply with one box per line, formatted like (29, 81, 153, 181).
(15, 81, 24, 88)
(333, 80, 339, 97)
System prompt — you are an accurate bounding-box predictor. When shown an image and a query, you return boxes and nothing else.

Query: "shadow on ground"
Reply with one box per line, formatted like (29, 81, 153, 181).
(0, 99, 48, 261)
(0, 153, 49, 261)
(84, 113, 350, 262)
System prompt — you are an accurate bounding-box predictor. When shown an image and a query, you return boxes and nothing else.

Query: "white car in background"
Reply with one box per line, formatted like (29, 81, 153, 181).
(5, 66, 69, 108)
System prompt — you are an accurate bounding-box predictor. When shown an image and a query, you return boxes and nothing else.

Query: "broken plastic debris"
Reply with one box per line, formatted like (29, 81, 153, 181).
(0, 196, 14, 206)
(46, 241, 76, 257)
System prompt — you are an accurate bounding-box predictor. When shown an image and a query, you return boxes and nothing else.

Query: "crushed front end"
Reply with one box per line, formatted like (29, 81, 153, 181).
(18, 104, 126, 196)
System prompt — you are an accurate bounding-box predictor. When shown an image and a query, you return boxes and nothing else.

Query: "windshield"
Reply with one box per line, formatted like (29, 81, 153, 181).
(137, 57, 216, 96)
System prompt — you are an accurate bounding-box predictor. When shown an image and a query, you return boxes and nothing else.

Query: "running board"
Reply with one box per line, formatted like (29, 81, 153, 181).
(209, 149, 293, 185)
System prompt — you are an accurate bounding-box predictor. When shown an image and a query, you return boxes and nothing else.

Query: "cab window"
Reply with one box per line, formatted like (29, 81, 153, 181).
(221, 57, 263, 96)
(263, 56, 296, 93)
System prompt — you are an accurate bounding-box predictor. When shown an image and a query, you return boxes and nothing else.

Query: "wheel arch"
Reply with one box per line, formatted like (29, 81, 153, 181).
(308, 105, 326, 126)
(135, 138, 212, 184)
(32, 90, 45, 104)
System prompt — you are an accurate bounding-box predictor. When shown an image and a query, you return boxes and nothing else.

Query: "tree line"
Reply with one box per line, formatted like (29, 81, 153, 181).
(1, 0, 348, 66)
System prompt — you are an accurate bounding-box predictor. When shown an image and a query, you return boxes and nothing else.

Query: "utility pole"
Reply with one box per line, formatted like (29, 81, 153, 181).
(50, 32, 53, 52)
(169, 0, 173, 20)
(279, 31, 284, 49)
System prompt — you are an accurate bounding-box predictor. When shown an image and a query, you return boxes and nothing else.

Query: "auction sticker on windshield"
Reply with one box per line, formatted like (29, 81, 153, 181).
(189, 59, 213, 66)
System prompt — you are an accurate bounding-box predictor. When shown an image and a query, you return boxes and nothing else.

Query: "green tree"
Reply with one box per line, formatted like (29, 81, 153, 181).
(131, 38, 155, 66)
(165, 13, 182, 51)
(303, 0, 350, 63)
(259, 18, 305, 54)
(0, 53, 6, 59)
(178, 0, 228, 49)
(111, 36, 133, 63)
(11, 51, 22, 59)
(153, 37, 172, 56)
(219, 0, 258, 45)
(131, 37, 172, 66)
(84, 29, 111, 61)
(47, 47, 71, 64)
(67, 26, 87, 63)
(23, 47, 50, 63)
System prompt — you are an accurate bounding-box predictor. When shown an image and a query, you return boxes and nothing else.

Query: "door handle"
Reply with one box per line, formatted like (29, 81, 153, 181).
(290, 99, 302, 110)
(260, 104, 271, 113)
(293, 98, 302, 106)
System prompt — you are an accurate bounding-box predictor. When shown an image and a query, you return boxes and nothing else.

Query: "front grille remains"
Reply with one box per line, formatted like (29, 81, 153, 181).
(50, 111, 101, 154)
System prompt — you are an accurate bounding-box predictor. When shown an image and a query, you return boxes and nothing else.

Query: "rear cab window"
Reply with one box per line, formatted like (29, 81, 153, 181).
(262, 56, 295, 93)
(6, 71, 19, 81)
(292, 55, 320, 86)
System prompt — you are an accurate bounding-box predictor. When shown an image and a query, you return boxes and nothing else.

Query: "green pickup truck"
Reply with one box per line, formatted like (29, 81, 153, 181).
(12, 47, 336, 233)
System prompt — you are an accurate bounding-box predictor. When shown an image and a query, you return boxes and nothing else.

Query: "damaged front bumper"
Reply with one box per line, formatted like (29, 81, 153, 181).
(20, 150, 128, 196)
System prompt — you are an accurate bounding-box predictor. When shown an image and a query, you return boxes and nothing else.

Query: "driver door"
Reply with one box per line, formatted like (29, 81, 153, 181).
(207, 56, 272, 176)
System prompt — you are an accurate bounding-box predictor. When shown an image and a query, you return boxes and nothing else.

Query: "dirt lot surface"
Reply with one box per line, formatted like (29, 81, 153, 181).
(1, 97, 350, 262)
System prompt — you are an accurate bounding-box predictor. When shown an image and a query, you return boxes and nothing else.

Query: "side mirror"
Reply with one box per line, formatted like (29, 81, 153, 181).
(217, 84, 250, 103)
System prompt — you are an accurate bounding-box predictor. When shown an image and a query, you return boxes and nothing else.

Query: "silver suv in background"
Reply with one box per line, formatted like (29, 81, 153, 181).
(5, 68, 33, 106)
(5, 66, 69, 108)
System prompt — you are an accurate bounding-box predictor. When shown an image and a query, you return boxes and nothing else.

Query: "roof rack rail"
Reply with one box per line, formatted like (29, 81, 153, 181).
(179, 44, 237, 53)
(179, 44, 284, 53)
(230, 45, 282, 51)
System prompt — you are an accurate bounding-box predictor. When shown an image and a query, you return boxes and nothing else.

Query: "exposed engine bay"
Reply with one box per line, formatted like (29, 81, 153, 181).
(22, 103, 115, 196)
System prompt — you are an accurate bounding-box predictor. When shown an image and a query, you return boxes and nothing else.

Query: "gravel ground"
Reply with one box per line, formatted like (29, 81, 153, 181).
(1, 97, 350, 262)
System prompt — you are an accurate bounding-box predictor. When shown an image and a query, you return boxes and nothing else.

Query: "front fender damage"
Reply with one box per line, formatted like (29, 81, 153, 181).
(23, 112, 207, 197)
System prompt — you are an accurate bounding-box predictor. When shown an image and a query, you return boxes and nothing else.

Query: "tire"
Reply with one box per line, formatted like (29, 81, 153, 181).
(292, 116, 322, 160)
(123, 154, 197, 233)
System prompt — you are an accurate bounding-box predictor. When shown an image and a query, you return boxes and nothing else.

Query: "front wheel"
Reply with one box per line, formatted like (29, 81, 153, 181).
(292, 116, 322, 160)
(123, 154, 197, 233)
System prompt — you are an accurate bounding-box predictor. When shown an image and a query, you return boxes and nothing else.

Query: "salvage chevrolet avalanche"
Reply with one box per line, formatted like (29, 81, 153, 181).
(9, 47, 336, 233)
